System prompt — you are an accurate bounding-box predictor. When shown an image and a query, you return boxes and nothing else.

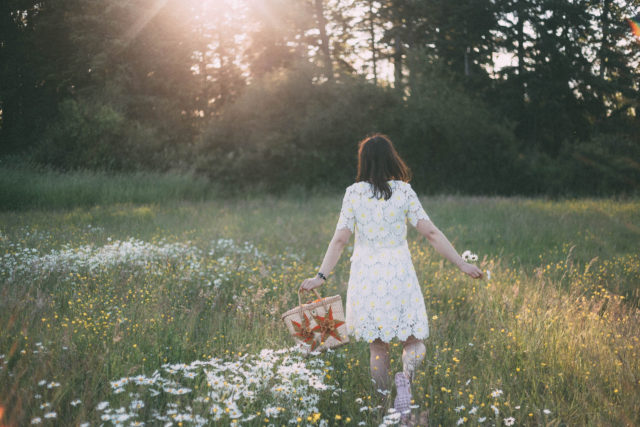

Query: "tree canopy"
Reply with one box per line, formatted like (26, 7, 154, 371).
(1, 0, 639, 195)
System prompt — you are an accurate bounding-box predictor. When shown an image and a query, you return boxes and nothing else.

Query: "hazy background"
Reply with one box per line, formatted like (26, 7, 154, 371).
(1, 0, 639, 196)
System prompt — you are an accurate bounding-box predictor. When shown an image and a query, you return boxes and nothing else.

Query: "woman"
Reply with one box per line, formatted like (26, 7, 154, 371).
(299, 133, 483, 419)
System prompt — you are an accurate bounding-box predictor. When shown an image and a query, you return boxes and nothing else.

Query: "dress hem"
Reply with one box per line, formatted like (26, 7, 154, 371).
(347, 329, 429, 344)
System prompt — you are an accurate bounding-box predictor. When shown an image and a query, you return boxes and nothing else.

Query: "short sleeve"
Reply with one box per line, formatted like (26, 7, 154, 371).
(336, 187, 355, 232)
(406, 184, 430, 227)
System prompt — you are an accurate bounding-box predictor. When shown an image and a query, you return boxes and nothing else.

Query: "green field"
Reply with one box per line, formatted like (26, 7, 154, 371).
(1, 185, 639, 425)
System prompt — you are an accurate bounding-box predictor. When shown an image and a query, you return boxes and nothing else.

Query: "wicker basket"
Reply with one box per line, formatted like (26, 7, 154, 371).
(281, 288, 349, 353)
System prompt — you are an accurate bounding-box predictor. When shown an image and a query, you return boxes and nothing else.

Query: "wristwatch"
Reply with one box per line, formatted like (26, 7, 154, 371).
(317, 272, 327, 281)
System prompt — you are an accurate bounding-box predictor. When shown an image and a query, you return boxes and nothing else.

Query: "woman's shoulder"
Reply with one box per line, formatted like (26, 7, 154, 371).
(390, 180, 413, 191)
(345, 180, 415, 196)
(346, 181, 369, 194)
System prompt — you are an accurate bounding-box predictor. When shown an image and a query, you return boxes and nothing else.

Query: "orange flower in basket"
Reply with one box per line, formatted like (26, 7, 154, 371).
(291, 312, 318, 350)
(312, 306, 345, 343)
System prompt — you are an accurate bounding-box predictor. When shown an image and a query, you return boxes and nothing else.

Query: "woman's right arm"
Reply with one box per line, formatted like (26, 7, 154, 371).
(415, 219, 484, 279)
(299, 228, 352, 292)
(300, 186, 355, 291)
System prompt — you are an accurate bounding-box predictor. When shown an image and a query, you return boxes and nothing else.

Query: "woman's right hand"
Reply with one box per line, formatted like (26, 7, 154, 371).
(299, 276, 325, 292)
(459, 262, 484, 279)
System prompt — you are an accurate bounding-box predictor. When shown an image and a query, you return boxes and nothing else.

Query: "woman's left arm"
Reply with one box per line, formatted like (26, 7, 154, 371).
(416, 219, 483, 279)
(299, 228, 352, 291)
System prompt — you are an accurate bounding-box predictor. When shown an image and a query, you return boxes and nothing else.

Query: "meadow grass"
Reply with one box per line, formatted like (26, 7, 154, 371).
(0, 192, 639, 426)
(0, 165, 217, 211)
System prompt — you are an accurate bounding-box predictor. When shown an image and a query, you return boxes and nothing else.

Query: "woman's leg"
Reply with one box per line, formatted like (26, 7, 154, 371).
(401, 335, 426, 382)
(369, 338, 391, 392)
(394, 335, 427, 422)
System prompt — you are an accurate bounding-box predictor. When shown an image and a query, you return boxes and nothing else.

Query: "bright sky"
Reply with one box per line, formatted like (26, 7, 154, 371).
(162, 0, 522, 84)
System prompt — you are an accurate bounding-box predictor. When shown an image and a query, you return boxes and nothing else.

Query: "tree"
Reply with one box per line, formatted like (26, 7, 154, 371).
(422, 0, 497, 82)
(590, 0, 640, 124)
(190, 0, 247, 118)
(314, 0, 334, 81)
(244, 0, 316, 78)
(0, 0, 79, 154)
(494, 0, 537, 113)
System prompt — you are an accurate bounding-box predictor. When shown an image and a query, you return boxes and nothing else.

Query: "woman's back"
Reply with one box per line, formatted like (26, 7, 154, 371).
(336, 180, 430, 251)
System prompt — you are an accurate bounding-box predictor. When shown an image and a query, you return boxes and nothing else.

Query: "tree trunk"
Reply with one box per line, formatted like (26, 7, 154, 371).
(201, 43, 209, 117)
(464, 47, 470, 76)
(599, 0, 611, 81)
(516, 2, 525, 107)
(463, 21, 470, 77)
(314, 0, 333, 82)
(394, 35, 403, 93)
(368, 0, 377, 85)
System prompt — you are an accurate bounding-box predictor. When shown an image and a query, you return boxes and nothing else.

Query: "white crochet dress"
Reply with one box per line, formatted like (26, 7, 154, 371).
(336, 180, 430, 343)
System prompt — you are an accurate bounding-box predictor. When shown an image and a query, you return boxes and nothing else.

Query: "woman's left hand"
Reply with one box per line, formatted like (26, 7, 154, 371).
(299, 277, 325, 292)
(459, 262, 484, 279)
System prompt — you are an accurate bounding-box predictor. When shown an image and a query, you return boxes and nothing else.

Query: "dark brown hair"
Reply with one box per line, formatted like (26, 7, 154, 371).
(356, 133, 411, 200)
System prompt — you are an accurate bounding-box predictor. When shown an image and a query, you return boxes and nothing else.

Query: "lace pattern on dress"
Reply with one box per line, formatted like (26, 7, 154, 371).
(335, 180, 431, 343)
(336, 186, 356, 232)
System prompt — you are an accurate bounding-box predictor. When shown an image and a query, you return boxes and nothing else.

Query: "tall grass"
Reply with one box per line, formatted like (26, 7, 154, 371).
(0, 165, 217, 210)
(0, 178, 638, 425)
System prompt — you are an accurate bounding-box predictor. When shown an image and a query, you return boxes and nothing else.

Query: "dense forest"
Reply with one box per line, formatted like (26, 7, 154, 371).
(1, 0, 639, 196)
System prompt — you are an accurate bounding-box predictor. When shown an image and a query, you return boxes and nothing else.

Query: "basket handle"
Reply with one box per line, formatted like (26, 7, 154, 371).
(298, 287, 322, 307)
(297, 288, 332, 320)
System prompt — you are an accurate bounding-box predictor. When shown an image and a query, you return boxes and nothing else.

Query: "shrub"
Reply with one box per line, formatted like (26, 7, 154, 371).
(32, 95, 174, 172)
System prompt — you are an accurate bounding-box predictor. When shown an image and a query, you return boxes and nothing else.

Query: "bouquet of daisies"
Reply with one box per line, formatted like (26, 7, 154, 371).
(461, 250, 478, 262)
(461, 250, 490, 280)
